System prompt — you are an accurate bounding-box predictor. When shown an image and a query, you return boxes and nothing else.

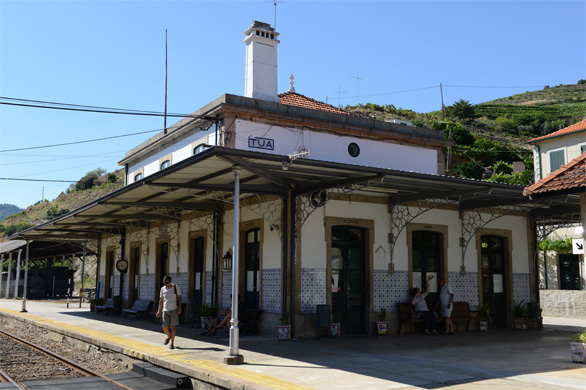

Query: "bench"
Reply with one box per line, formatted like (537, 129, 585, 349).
(240, 309, 261, 335)
(451, 302, 479, 332)
(122, 300, 152, 320)
(96, 298, 114, 315)
(397, 302, 425, 334)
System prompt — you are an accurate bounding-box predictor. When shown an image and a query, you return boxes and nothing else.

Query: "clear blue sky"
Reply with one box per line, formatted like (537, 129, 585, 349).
(1, 0, 584, 210)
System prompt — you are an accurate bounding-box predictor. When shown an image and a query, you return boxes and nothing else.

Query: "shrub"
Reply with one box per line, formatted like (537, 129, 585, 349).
(452, 161, 484, 180)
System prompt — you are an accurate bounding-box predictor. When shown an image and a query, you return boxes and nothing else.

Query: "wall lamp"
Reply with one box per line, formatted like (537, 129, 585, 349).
(223, 250, 233, 270)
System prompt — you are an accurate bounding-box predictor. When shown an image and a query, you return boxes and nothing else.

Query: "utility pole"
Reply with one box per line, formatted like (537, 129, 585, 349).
(348, 75, 365, 105)
(440, 82, 445, 120)
(164, 29, 168, 134)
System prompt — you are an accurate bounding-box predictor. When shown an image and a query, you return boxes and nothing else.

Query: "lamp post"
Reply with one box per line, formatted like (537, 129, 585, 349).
(225, 166, 243, 365)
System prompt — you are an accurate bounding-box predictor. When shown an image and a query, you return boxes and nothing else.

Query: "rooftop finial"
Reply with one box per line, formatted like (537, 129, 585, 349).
(288, 74, 295, 93)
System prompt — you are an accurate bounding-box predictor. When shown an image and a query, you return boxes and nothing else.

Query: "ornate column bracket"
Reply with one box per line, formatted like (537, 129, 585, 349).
(460, 205, 526, 263)
(389, 199, 451, 263)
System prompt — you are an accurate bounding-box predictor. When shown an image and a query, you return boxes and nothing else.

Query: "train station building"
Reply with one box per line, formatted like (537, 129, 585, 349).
(10, 21, 583, 338)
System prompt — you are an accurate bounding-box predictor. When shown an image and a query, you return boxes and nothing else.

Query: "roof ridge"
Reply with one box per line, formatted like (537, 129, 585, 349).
(527, 119, 586, 143)
(524, 152, 586, 195)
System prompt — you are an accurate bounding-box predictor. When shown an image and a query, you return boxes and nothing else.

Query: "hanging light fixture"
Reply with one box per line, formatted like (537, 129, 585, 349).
(223, 250, 233, 270)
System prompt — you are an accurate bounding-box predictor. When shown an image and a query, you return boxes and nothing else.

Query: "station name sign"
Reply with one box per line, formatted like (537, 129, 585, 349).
(248, 136, 274, 151)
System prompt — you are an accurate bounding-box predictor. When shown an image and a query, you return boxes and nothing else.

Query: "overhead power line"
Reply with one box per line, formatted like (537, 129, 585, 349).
(0, 178, 77, 183)
(0, 96, 215, 120)
(0, 129, 162, 153)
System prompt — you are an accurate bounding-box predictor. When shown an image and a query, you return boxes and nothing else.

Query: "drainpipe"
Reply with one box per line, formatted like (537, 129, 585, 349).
(124, 163, 129, 186)
(80, 242, 87, 308)
(536, 145, 543, 181)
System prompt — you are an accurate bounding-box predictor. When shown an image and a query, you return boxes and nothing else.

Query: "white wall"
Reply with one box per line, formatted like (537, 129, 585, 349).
(235, 120, 439, 174)
(127, 129, 216, 184)
(535, 132, 586, 179)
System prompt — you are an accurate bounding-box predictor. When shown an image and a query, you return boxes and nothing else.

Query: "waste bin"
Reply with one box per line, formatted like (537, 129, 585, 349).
(527, 302, 540, 320)
(113, 295, 122, 315)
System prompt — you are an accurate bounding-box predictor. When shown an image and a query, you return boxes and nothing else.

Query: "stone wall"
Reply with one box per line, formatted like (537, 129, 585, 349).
(540, 290, 586, 318)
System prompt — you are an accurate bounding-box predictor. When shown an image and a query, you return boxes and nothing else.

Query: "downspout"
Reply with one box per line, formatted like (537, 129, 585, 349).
(124, 164, 129, 186)
(536, 144, 543, 181)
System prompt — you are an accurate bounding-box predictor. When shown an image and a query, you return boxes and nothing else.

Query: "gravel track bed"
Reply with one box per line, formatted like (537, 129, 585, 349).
(0, 327, 128, 382)
(0, 332, 85, 382)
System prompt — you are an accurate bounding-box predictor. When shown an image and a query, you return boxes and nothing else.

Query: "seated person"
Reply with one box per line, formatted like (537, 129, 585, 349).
(410, 281, 438, 335)
(202, 295, 245, 336)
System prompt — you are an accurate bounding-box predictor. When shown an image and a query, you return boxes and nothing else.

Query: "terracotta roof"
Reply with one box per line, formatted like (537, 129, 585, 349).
(527, 119, 586, 143)
(279, 92, 352, 116)
(523, 153, 586, 196)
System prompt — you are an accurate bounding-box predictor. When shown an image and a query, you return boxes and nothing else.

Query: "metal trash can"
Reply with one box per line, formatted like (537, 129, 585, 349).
(527, 302, 540, 320)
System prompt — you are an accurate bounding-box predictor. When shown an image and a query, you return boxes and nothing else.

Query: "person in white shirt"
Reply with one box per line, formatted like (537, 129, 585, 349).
(410, 280, 438, 335)
(436, 277, 455, 335)
(156, 275, 182, 349)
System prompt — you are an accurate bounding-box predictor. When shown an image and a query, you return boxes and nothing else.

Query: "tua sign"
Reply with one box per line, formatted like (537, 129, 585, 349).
(248, 136, 274, 151)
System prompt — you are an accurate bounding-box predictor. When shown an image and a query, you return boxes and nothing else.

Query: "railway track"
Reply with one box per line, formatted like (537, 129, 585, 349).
(0, 329, 134, 389)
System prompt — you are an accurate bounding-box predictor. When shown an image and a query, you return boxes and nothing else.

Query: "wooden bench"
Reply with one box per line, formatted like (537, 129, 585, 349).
(96, 298, 114, 315)
(451, 302, 479, 331)
(122, 300, 152, 320)
(240, 309, 261, 335)
(397, 302, 425, 334)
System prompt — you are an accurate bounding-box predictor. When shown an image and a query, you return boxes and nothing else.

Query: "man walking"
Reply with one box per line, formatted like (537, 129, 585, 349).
(156, 275, 182, 349)
(436, 277, 455, 334)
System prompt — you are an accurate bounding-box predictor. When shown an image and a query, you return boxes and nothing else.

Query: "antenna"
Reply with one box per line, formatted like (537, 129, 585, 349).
(274, 1, 277, 29)
(330, 86, 347, 107)
(348, 74, 365, 104)
(164, 29, 168, 134)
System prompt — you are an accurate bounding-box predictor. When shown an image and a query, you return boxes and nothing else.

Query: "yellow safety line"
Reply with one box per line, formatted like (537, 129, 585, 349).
(0, 307, 312, 390)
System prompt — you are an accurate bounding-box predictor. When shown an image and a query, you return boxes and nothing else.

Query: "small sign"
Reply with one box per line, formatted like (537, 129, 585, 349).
(573, 238, 584, 255)
(248, 136, 274, 150)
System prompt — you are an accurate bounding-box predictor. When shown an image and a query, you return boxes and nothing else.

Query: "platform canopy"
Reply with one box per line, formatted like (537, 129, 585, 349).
(10, 147, 582, 242)
(0, 239, 92, 258)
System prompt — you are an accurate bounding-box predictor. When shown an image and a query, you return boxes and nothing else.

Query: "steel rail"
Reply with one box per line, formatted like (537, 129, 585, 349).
(0, 367, 27, 389)
(0, 329, 134, 390)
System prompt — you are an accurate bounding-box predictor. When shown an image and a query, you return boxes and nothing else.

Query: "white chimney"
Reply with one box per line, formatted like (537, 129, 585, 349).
(244, 21, 280, 102)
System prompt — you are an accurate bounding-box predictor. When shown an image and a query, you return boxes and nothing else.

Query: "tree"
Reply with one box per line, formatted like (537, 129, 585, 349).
(452, 160, 484, 180)
(448, 99, 476, 121)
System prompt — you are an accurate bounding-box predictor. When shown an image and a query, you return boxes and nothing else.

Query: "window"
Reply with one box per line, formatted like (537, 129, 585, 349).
(160, 160, 171, 169)
(134, 173, 143, 181)
(411, 231, 441, 304)
(549, 149, 565, 172)
(348, 143, 360, 158)
(580, 144, 586, 155)
(193, 144, 206, 155)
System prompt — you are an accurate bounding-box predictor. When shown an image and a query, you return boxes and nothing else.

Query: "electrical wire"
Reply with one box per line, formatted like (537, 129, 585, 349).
(0, 178, 77, 183)
(0, 129, 162, 153)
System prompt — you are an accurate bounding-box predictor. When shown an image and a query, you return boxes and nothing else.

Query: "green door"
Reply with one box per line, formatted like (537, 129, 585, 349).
(192, 237, 205, 305)
(331, 226, 365, 334)
(481, 236, 507, 328)
(560, 254, 581, 290)
(411, 231, 441, 306)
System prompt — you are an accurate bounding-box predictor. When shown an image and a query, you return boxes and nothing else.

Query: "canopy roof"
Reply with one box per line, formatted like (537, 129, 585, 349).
(0, 239, 92, 258)
(11, 147, 582, 242)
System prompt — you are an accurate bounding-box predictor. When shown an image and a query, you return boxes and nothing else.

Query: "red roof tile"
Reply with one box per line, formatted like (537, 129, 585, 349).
(523, 153, 586, 195)
(279, 92, 352, 116)
(527, 119, 586, 143)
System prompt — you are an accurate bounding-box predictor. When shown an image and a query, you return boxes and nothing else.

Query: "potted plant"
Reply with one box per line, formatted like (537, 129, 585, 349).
(198, 303, 215, 328)
(376, 307, 390, 335)
(89, 297, 104, 312)
(277, 312, 291, 341)
(478, 303, 493, 331)
(570, 330, 586, 364)
(512, 301, 528, 330)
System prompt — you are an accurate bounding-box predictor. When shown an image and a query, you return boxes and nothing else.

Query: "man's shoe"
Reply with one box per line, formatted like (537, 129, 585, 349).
(170, 345, 175, 349)
(164, 338, 170, 345)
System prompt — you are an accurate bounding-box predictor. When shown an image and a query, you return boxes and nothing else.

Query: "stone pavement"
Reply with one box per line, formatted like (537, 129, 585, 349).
(0, 298, 584, 390)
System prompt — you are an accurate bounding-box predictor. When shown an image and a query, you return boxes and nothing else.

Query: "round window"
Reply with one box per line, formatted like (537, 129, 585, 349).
(348, 143, 360, 158)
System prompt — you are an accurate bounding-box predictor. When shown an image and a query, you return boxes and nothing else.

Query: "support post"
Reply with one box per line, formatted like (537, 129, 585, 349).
(6, 252, 12, 298)
(0, 253, 4, 298)
(225, 166, 243, 365)
(80, 242, 86, 308)
(14, 249, 22, 298)
(21, 241, 30, 312)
